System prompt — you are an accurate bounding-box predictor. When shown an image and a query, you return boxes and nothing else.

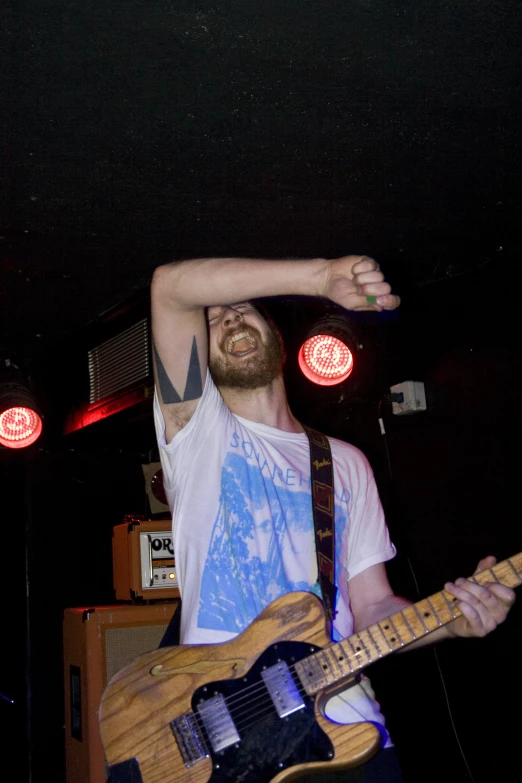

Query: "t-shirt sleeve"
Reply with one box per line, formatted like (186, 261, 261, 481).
(343, 453, 396, 582)
(153, 370, 227, 490)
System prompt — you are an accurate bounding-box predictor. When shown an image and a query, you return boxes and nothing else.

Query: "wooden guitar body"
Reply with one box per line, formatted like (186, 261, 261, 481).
(99, 591, 382, 783)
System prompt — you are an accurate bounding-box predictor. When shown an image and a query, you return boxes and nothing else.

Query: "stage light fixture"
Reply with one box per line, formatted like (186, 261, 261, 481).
(298, 315, 358, 387)
(0, 360, 43, 449)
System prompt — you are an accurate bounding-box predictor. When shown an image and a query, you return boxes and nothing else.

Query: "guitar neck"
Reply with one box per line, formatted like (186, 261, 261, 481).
(296, 552, 522, 695)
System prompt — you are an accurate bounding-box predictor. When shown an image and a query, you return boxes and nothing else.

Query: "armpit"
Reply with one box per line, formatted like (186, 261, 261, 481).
(163, 398, 199, 439)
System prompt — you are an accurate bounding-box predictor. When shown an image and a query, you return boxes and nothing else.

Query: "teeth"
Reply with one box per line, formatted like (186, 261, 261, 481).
(227, 331, 254, 353)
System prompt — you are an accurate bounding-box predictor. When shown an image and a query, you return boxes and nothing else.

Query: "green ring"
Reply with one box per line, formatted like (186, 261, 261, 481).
(366, 295, 377, 304)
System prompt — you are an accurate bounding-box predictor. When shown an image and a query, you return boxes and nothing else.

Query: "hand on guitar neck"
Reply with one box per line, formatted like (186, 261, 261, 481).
(397, 554, 517, 652)
(442, 554, 516, 640)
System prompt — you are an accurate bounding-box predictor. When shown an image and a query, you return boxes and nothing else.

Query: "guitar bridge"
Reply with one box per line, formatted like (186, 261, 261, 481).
(170, 711, 209, 767)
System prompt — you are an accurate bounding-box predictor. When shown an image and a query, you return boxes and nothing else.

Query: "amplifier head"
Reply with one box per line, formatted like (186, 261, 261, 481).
(112, 516, 179, 602)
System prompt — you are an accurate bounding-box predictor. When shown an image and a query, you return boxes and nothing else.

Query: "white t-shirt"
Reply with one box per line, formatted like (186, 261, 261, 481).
(154, 371, 397, 742)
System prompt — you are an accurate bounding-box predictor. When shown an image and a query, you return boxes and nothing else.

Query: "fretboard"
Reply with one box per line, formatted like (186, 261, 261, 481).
(295, 552, 522, 695)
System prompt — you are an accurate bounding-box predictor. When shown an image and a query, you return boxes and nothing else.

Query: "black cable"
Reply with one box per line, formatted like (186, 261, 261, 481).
(375, 394, 477, 783)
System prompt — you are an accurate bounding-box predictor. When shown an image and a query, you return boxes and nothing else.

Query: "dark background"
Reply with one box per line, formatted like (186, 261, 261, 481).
(1, 1, 521, 781)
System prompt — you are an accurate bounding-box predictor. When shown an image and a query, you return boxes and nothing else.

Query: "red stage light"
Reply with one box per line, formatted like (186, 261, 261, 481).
(298, 334, 354, 386)
(0, 406, 43, 449)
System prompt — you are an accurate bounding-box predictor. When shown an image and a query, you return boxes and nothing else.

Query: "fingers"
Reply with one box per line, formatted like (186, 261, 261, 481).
(350, 257, 400, 311)
(363, 293, 401, 311)
(473, 555, 497, 574)
(326, 255, 400, 312)
(350, 256, 381, 276)
(445, 575, 516, 637)
(488, 582, 517, 608)
(355, 286, 401, 311)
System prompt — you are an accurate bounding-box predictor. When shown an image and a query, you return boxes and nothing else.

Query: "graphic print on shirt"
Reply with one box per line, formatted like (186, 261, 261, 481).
(197, 450, 348, 634)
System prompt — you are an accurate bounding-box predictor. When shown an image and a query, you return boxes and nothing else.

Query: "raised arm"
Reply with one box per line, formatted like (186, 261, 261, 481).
(151, 255, 399, 441)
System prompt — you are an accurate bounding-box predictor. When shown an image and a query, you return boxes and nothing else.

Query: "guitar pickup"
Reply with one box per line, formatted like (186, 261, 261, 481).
(197, 693, 241, 753)
(262, 661, 305, 718)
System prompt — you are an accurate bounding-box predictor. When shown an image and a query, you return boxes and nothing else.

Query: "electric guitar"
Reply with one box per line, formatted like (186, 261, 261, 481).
(99, 553, 521, 783)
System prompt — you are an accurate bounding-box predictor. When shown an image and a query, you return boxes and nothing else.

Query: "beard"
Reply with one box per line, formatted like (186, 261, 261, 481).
(209, 323, 285, 390)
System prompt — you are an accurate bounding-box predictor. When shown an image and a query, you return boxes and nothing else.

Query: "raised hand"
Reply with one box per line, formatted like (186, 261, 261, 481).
(323, 255, 401, 312)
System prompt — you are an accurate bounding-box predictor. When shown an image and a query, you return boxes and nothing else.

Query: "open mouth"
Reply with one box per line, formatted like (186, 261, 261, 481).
(226, 330, 257, 356)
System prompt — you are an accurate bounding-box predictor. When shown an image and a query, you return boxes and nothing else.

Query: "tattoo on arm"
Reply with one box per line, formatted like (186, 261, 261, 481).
(183, 336, 204, 400)
(154, 338, 203, 404)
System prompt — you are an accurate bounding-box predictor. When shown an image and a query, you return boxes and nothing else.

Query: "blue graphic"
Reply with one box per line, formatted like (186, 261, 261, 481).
(198, 449, 349, 633)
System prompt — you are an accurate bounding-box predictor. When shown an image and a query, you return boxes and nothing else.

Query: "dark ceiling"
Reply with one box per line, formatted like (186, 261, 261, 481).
(2, 0, 521, 366)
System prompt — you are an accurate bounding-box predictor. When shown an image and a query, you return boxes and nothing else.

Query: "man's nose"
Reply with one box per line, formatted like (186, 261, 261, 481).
(222, 308, 243, 327)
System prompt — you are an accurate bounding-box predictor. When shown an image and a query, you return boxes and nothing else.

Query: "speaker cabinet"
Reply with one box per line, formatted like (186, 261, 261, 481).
(63, 602, 178, 783)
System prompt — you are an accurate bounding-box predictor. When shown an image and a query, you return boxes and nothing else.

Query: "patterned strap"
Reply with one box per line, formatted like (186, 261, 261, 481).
(303, 425, 337, 626)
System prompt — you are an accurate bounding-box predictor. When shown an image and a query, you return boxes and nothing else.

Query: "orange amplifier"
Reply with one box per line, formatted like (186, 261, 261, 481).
(112, 516, 180, 601)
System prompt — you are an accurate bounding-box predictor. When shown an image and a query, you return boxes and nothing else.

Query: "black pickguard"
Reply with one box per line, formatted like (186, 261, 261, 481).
(190, 641, 333, 783)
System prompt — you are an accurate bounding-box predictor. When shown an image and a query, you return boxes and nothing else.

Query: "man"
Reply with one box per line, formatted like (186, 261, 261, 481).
(151, 254, 515, 782)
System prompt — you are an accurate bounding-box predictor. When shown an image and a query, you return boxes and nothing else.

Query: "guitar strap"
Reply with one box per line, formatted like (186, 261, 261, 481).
(158, 424, 337, 650)
(302, 424, 337, 634)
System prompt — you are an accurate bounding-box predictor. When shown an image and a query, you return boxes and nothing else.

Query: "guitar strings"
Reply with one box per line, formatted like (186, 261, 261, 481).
(188, 618, 432, 738)
(190, 642, 360, 732)
(189, 655, 369, 743)
(188, 657, 337, 737)
(189, 663, 303, 731)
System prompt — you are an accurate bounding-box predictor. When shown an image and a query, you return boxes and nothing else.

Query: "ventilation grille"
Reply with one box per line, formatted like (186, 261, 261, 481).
(88, 319, 151, 406)
(104, 624, 168, 685)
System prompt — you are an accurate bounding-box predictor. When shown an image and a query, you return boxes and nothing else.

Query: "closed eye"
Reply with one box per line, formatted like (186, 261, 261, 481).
(206, 303, 251, 325)
(206, 308, 220, 325)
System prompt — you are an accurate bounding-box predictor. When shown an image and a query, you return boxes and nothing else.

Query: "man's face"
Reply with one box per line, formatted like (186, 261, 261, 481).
(207, 302, 285, 390)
